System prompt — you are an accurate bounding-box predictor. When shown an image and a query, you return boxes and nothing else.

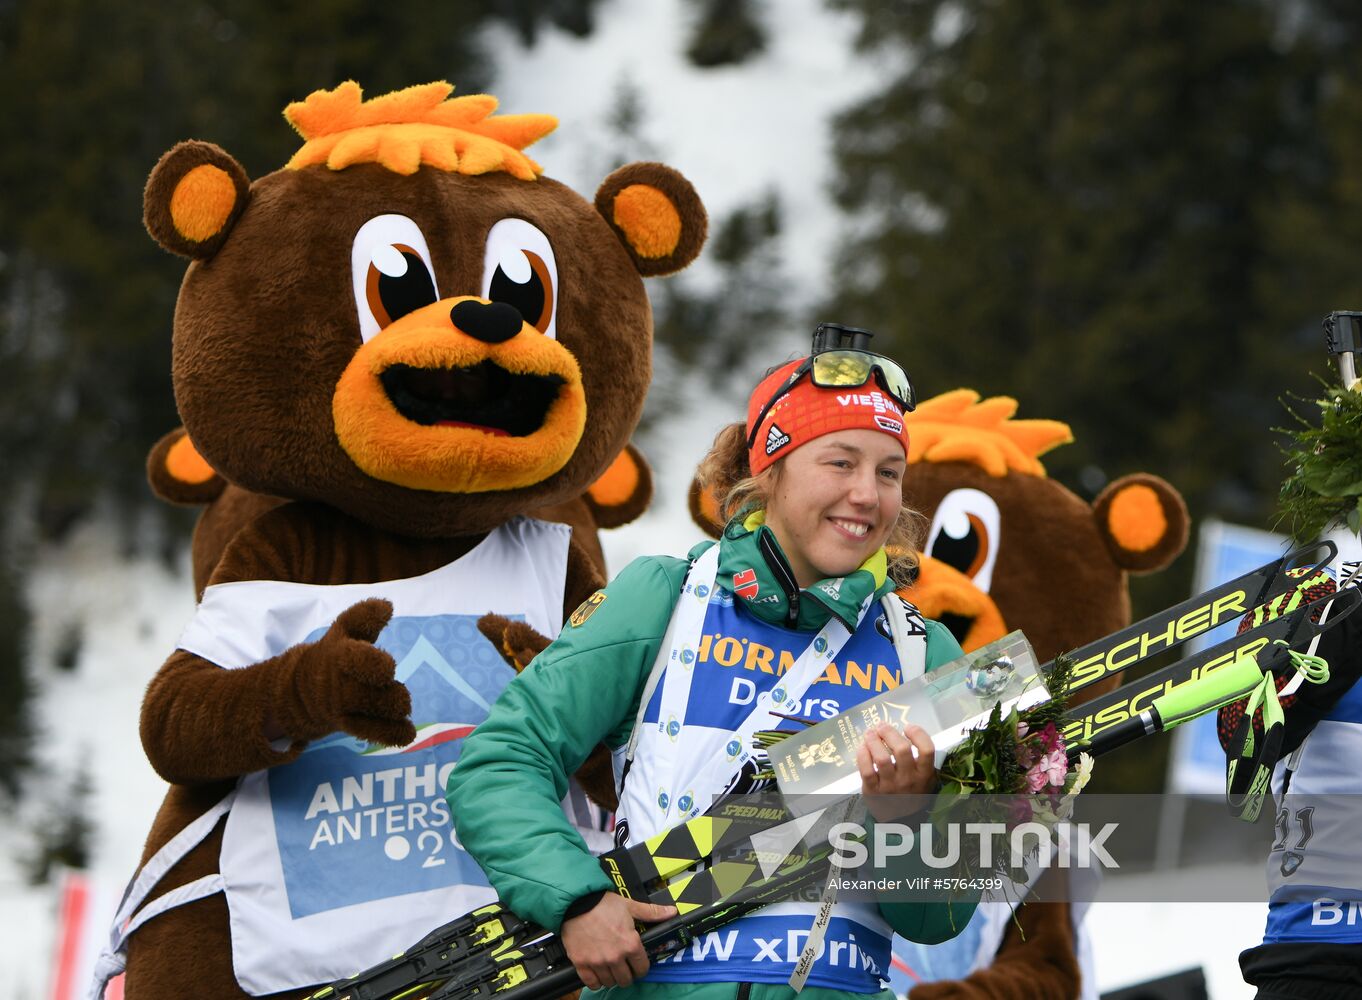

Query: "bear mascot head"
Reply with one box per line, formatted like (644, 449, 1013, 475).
(103, 81, 706, 1000)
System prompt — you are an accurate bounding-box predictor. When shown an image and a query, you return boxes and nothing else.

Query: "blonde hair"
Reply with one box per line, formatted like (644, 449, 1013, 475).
(696, 423, 924, 582)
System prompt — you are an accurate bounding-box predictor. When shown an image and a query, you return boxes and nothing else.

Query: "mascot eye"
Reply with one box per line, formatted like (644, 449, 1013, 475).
(925, 488, 1001, 593)
(351, 214, 439, 342)
(481, 218, 558, 340)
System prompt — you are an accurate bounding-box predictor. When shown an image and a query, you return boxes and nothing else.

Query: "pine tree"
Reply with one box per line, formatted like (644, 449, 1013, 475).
(1254, 7, 1362, 370)
(823, 1, 1315, 529)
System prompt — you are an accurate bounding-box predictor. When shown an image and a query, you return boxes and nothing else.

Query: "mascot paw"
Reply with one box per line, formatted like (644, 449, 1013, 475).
(575, 743, 619, 813)
(281, 598, 415, 746)
(477, 614, 552, 672)
(474, 613, 617, 811)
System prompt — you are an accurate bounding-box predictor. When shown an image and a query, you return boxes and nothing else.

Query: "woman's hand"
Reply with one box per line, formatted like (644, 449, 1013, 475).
(560, 894, 677, 989)
(857, 722, 937, 823)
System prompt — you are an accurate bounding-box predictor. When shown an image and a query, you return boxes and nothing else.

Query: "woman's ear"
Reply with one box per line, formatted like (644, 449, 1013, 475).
(1093, 473, 1189, 574)
(144, 140, 251, 259)
(595, 162, 707, 276)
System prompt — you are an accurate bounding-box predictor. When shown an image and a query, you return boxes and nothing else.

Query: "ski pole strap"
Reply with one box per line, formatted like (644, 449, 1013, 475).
(1226, 669, 1285, 823)
(1223, 641, 1330, 823)
(1280, 641, 1330, 686)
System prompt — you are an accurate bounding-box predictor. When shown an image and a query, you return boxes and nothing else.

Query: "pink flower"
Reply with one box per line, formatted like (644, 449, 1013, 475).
(1025, 762, 1049, 793)
(1025, 749, 1069, 792)
(1039, 749, 1068, 787)
(1039, 722, 1061, 753)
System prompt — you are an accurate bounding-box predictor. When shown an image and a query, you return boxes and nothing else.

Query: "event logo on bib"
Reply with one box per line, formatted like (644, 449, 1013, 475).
(269, 614, 516, 919)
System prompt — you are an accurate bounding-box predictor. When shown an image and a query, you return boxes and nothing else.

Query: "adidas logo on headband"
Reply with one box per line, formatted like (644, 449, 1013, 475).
(765, 422, 791, 455)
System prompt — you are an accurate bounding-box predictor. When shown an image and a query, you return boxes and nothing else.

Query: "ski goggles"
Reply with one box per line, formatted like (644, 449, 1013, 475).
(745, 349, 916, 451)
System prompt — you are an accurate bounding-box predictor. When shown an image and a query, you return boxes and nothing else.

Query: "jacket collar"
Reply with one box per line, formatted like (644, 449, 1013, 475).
(694, 510, 893, 631)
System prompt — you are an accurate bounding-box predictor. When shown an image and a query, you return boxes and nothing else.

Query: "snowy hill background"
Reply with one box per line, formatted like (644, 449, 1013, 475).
(1, 1, 1268, 996)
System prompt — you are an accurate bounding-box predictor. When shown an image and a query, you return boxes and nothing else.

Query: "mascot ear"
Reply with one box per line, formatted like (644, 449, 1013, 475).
(595, 162, 708, 276)
(1093, 473, 1189, 574)
(144, 140, 251, 259)
(688, 478, 724, 539)
(147, 427, 226, 505)
(584, 443, 654, 529)
(686, 420, 744, 539)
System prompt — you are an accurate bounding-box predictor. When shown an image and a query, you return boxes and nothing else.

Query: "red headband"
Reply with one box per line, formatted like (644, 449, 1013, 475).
(745, 358, 910, 476)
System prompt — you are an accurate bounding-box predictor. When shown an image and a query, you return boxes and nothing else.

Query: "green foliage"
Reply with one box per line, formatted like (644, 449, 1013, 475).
(934, 653, 1075, 802)
(1276, 383, 1362, 541)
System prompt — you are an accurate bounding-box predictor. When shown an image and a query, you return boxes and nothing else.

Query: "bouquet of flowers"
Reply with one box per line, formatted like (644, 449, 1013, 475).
(753, 653, 1093, 890)
(1276, 381, 1362, 542)
(934, 654, 1092, 825)
(926, 654, 1093, 887)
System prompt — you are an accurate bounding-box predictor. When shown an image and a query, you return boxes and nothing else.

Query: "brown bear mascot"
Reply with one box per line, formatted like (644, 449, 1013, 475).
(93, 81, 706, 1000)
(690, 388, 1188, 999)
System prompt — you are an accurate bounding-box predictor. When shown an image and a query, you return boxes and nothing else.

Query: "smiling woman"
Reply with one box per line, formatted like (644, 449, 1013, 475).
(446, 323, 976, 1000)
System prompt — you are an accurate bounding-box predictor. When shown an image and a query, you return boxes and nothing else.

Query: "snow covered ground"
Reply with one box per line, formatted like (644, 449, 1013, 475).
(0, 1, 1281, 996)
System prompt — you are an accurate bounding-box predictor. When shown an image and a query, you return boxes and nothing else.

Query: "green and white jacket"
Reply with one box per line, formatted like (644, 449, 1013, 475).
(447, 515, 971, 993)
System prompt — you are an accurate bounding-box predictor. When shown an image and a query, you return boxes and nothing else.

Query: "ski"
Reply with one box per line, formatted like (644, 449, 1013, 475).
(305, 904, 542, 1000)
(1063, 587, 1358, 751)
(435, 844, 833, 1000)
(600, 796, 797, 903)
(308, 798, 811, 1000)
(1051, 540, 1334, 697)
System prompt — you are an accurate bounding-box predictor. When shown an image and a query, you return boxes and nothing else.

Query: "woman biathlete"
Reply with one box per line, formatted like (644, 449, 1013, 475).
(448, 324, 974, 1000)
